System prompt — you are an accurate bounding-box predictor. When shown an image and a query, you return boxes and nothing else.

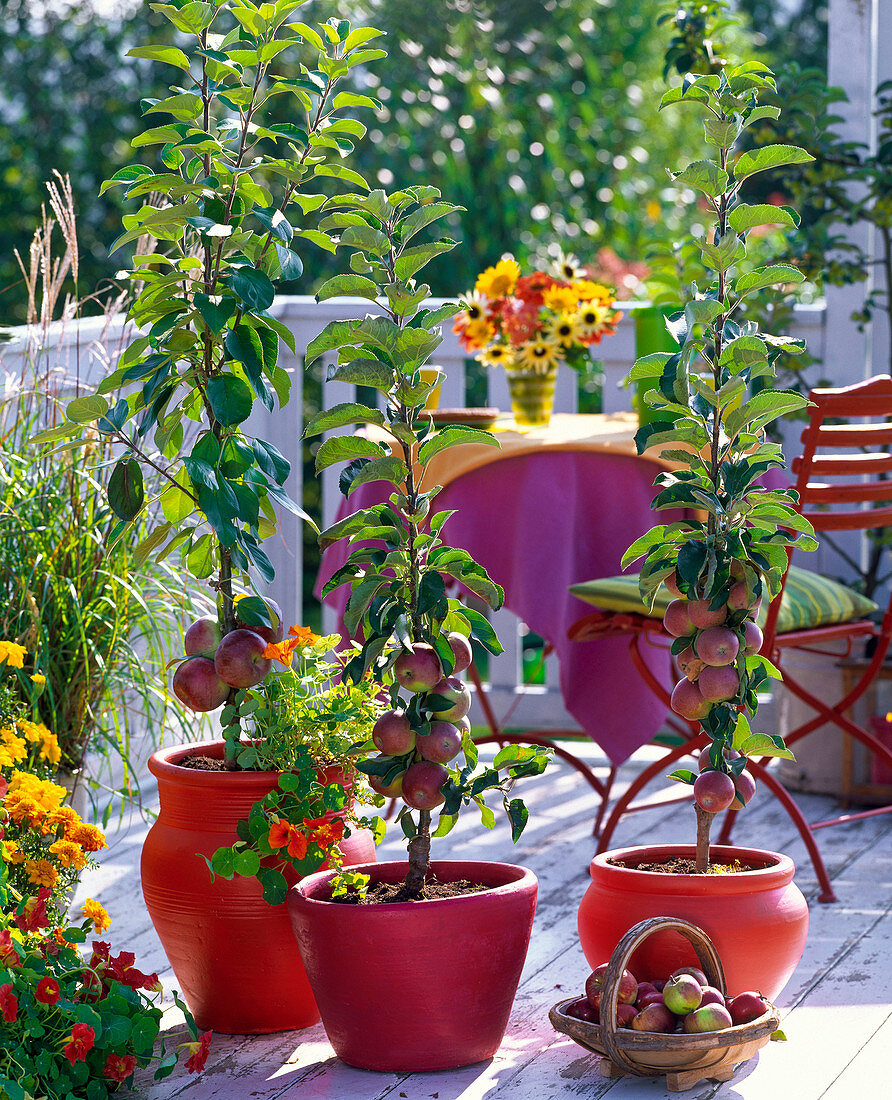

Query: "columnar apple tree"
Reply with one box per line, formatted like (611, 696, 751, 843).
(40, 0, 385, 764)
(624, 62, 818, 869)
(305, 188, 550, 897)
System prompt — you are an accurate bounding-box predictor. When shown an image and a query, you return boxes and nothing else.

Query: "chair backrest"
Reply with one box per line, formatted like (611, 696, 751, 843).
(762, 375, 892, 647)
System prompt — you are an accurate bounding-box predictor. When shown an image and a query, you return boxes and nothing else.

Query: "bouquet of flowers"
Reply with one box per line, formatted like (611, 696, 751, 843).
(454, 255, 623, 376)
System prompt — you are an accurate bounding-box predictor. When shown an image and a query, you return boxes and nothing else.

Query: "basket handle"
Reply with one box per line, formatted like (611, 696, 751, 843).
(597, 916, 727, 1074)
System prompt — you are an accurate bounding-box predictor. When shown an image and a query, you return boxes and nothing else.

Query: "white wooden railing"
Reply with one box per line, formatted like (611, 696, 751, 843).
(0, 298, 827, 731)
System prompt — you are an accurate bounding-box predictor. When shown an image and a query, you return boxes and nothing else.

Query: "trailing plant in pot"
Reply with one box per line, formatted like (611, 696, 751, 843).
(578, 59, 817, 999)
(287, 184, 551, 1071)
(42, 0, 389, 1033)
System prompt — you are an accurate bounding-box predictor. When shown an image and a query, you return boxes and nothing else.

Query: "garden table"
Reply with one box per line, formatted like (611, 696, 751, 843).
(317, 411, 687, 767)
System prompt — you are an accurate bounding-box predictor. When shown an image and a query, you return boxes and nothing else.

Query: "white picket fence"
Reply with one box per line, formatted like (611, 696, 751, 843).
(0, 297, 826, 731)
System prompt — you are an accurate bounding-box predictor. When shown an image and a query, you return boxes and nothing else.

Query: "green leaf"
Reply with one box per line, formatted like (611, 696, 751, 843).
(234, 848, 261, 877)
(66, 394, 109, 424)
(729, 203, 799, 234)
(739, 732, 795, 760)
(226, 266, 275, 311)
(736, 265, 805, 295)
(315, 434, 387, 472)
(504, 798, 529, 843)
(304, 402, 385, 437)
(394, 239, 457, 280)
(673, 160, 729, 198)
(207, 375, 253, 425)
(316, 273, 380, 302)
(194, 292, 235, 335)
(108, 459, 144, 521)
(128, 44, 191, 69)
(226, 324, 271, 408)
(260, 867, 289, 905)
(733, 144, 815, 182)
(346, 455, 408, 495)
(327, 357, 393, 391)
(418, 426, 499, 466)
(313, 163, 371, 190)
(668, 769, 698, 785)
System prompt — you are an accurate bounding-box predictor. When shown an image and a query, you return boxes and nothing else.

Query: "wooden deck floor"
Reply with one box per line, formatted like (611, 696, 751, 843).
(76, 743, 892, 1100)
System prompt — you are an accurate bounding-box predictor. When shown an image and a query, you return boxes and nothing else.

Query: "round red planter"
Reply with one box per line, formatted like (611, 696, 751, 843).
(141, 740, 376, 1034)
(286, 860, 538, 1071)
(578, 845, 808, 1001)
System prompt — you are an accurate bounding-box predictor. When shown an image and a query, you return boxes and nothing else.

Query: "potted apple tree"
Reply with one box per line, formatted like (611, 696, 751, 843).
(43, 0, 389, 1034)
(285, 184, 551, 1072)
(575, 60, 817, 1001)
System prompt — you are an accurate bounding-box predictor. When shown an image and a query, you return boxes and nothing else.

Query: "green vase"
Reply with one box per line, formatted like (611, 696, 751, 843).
(507, 369, 557, 427)
(633, 304, 679, 427)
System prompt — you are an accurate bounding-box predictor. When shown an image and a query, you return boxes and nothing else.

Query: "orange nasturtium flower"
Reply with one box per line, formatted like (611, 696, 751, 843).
(311, 819, 345, 849)
(267, 820, 293, 849)
(263, 625, 321, 668)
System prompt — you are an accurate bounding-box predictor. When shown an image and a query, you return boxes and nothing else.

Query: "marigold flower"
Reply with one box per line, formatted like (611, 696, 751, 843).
(45, 805, 80, 834)
(35, 976, 61, 1005)
(25, 859, 59, 889)
(0, 983, 18, 1023)
(63, 1022, 95, 1065)
(183, 1030, 213, 1073)
(30, 672, 47, 687)
(0, 729, 28, 768)
(1, 840, 25, 865)
(0, 640, 27, 668)
(68, 822, 107, 852)
(104, 1053, 137, 1083)
(39, 732, 61, 765)
(475, 257, 520, 299)
(573, 279, 613, 303)
(82, 898, 111, 933)
(49, 839, 87, 870)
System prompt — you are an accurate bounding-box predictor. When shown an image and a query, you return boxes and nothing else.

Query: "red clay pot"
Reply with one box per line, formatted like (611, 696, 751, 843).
(287, 860, 538, 1071)
(141, 740, 376, 1034)
(577, 844, 808, 1001)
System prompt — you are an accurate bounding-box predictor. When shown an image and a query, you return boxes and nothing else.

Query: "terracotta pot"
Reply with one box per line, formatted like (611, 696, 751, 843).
(141, 739, 376, 1034)
(287, 860, 538, 1071)
(577, 844, 808, 1001)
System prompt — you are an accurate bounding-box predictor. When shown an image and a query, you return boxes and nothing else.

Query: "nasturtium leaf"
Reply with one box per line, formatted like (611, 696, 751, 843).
(207, 375, 253, 425)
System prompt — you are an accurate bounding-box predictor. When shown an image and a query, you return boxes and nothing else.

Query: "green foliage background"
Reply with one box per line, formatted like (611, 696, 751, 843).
(0, 0, 825, 324)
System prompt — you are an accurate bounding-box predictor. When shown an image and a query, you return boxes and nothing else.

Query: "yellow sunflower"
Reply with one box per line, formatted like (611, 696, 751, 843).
(576, 302, 613, 337)
(514, 338, 562, 374)
(573, 280, 613, 304)
(546, 313, 583, 348)
(475, 257, 520, 299)
(477, 343, 515, 368)
(460, 292, 486, 321)
(542, 284, 579, 314)
(461, 316, 496, 351)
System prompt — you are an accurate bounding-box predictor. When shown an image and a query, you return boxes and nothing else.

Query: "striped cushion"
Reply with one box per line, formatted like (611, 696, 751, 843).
(569, 565, 877, 634)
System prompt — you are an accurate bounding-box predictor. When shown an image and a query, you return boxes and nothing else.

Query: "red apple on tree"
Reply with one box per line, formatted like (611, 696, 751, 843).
(368, 768, 406, 799)
(417, 720, 463, 764)
(401, 760, 448, 810)
(687, 599, 727, 629)
(172, 656, 229, 712)
(697, 664, 740, 702)
(394, 645, 442, 693)
(447, 631, 473, 675)
(214, 628, 272, 689)
(695, 625, 739, 666)
(184, 617, 223, 658)
(372, 710, 416, 756)
(693, 770, 736, 813)
(428, 676, 471, 722)
(670, 679, 712, 721)
(732, 768, 757, 808)
(663, 599, 695, 637)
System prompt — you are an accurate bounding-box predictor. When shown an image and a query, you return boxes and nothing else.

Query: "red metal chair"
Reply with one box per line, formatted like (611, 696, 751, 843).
(568, 376, 892, 903)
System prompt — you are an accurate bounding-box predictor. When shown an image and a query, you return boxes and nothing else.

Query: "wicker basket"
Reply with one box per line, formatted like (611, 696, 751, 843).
(550, 917, 781, 1092)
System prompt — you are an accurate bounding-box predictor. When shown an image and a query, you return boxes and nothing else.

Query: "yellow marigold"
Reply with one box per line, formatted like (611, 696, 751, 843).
(573, 280, 613, 304)
(1, 840, 25, 865)
(542, 284, 579, 314)
(68, 822, 107, 853)
(0, 729, 28, 767)
(38, 733, 61, 766)
(18, 720, 46, 743)
(48, 839, 87, 870)
(477, 343, 515, 368)
(45, 805, 81, 835)
(514, 337, 562, 374)
(0, 641, 27, 669)
(5, 793, 46, 828)
(475, 257, 520, 299)
(9, 771, 65, 812)
(82, 898, 111, 934)
(25, 859, 58, 889)
(30, 673, 47, 687)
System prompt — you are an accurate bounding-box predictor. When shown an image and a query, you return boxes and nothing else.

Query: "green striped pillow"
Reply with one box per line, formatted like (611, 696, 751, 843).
(569, 565, 877, 634)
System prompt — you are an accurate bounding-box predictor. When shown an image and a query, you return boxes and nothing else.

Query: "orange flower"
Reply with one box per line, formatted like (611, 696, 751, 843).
(287, 831, 308, 860)
(263, 639, 297, 667)
(267, 820, 293, 849)
(312, 819, 345, 849)
(288, 625, 321, 646)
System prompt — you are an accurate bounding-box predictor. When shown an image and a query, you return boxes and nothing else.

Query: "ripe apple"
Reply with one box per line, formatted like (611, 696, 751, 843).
(699, 986, 726, 1008)
(683, 1004, 733, 1032)
(671, 966, 708, 987)
(585, 963, 638, 1009)
(698, 664, 740, 702)
(428, 676, 471, 721)
(637, 990, 666, 1010)
(632, 1002, 676, 1033)
(663, 599, 695, 637)
(664, 569, 683, 598)
(687, 599, 727, 629)
(214, 628, 272, 688)
(693, 769, 737, 813)
(728, 991, 770, 1025)
(616, 1003, 638, 1028)
(184, 617, 222, 658)
(394, 645, 442, 693)
(447, 632, 473, 675)
(172, 657, 229, 712)
(662, 974, 702, 1015)
(695, 625, 740, 666)
(670, 679, 712, 721)
(417, 720, 463, 764)
(372, 710, 416, 756)
(401, 761, 448, 810)
(455, 715, 472, 734)
(732, 768, 757, 808)
(697, 745, 741, 771)
(368, 768, 406, 798)
(235, 597, 284, 644)
(742, 619, 763, 655)
(634, 981, 658, 1006)
(652, 979, 666, 992)
(566, 997, 598, 1023)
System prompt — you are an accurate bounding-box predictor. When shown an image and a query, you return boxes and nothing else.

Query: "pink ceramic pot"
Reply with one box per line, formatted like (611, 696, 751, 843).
(577, 844, 808, 1000)
(287, 860, 538, 1071)
(141, 740, 376, 1034)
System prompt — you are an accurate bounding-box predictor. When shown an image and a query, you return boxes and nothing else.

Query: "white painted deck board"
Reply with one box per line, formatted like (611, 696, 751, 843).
(74, 744, 892, 1100)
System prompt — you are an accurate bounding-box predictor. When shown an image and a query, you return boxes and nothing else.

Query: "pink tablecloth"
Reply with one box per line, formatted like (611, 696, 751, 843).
(318, 448, 686, 766)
